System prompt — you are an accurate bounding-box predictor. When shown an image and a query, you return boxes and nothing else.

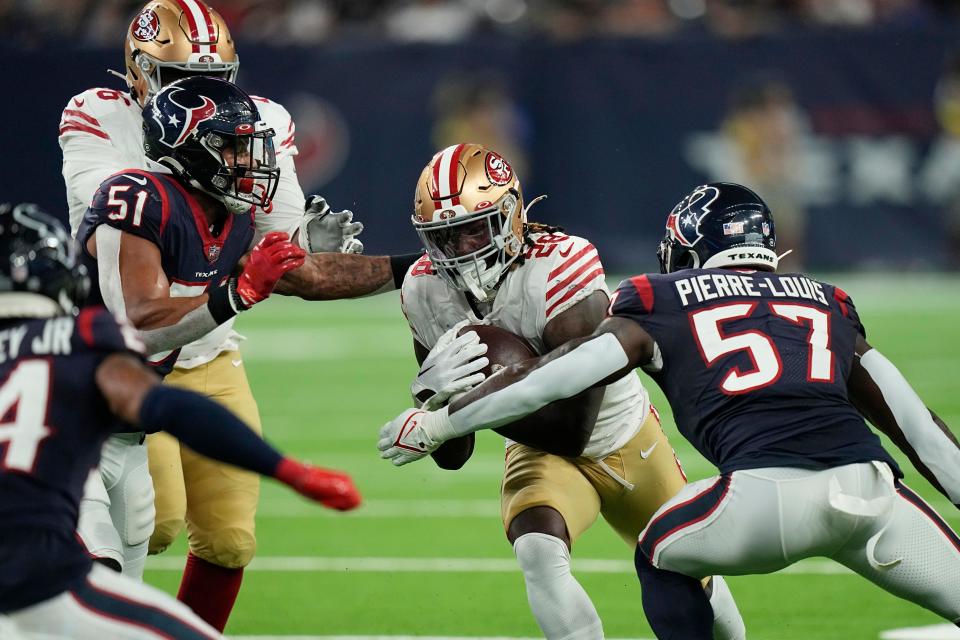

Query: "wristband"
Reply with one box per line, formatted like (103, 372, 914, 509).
(207, 280, 240, 323)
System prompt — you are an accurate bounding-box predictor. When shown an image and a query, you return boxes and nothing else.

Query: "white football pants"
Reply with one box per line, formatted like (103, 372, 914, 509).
(7, 564, 220, 639)
(77, 433, 154, 579)
(639, 461, 960, 623)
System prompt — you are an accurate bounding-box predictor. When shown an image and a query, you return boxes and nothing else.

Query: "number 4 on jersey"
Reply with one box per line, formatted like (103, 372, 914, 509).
(691, 302, 833, 394)
(0, 360, 53, 472)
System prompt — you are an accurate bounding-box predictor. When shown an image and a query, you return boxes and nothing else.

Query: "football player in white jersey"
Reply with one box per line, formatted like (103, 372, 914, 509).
(57, 0, 410, 631)
(394, 143, 745, 639)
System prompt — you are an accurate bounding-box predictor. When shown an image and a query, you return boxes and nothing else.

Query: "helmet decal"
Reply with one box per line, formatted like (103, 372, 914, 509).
(430, 144, 466, 209)
(131, 8, 160, 42)
(155, 89, 217, 146)
(173, 0, 218, 52)
(666, 184, 720, 248)
(485, 151, 513, 186)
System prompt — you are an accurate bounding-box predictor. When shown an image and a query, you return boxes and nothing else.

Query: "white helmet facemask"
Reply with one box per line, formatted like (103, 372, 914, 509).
(415, 192, 523, 302)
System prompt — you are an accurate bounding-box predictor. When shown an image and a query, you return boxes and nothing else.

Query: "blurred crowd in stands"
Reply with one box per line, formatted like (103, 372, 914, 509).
(3, 0, 957, 47)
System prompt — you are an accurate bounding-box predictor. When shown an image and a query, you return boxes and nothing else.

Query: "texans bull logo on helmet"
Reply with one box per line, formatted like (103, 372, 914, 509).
(151, 88, 219, 147)
(666, 184, 720, 248)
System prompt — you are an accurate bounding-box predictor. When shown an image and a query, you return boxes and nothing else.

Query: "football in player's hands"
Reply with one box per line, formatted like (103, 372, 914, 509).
(457, 324, 600, 457)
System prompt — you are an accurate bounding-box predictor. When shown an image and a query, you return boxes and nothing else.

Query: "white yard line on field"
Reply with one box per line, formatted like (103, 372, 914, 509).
(146, 556, 852, 575)
(256, 499, 501, 518)
(880, 625, 960, 639)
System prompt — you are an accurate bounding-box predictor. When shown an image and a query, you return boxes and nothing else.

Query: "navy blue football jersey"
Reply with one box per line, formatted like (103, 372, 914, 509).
(0, 307, 144, 612)
(610, 269, 900, 475)
(77, 169, 255, 375)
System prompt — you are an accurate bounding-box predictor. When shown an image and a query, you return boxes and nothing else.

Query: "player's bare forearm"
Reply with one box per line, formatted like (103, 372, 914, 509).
(274, 253, 393, 300)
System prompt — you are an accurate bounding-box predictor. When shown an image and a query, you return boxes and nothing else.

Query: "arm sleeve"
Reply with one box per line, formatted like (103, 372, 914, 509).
(859, 348, 960, 504)
(138, 385, 283, 477)
(439, 333, 629, 439)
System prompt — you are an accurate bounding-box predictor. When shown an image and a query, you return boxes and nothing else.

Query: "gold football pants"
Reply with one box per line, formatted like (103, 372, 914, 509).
(146, 350, 262, 569)
(501, 410, 687, 547)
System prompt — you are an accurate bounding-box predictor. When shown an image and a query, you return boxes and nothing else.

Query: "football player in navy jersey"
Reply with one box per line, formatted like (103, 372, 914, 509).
(378, 182, 960, 637)
(73, 74, 422, 630)
(0, 202, 360, 639)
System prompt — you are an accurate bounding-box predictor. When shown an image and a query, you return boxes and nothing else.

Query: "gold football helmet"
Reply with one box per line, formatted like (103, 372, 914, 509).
(413, 143, 526, 301)
(124, 0, 238, 106)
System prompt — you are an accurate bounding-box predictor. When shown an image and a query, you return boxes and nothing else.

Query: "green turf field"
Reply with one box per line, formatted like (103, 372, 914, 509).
(144, 274, 960, 640)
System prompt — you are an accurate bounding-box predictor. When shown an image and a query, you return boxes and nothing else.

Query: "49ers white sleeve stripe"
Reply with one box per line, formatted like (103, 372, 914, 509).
(545, 249, 600, 300)
(546, 265, 606, 318)
(61, 109, 100, 127)
(59, 123, 109, 140)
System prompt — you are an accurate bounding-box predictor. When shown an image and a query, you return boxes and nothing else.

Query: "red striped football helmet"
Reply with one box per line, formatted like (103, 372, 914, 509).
(124, 0, 239, 107)
(413, 143, 526, 301)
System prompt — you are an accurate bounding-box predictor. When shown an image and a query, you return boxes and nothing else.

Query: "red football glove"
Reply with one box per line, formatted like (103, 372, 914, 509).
(235, 232, 306, 308)
(274, 458, 362, 511)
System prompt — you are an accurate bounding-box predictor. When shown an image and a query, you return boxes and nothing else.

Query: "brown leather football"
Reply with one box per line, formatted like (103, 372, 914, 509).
(455, 324, 601, 457)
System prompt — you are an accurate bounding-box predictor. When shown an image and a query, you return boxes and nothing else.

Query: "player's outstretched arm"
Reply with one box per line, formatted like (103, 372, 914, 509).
(100, 230, 304, 354)
(849, 334, 960, 508)
(273, 252, 422, 300)
(95, 353, 361, 511)
(378, 315, 655, 465)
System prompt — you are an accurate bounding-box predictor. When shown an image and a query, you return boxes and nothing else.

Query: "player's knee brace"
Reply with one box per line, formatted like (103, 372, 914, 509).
(192, 526, 256, 569)
(513, 532, 603, 640)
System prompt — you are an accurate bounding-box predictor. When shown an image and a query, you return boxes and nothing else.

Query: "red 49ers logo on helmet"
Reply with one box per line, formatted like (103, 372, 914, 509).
(131, 8, 160, 42)
(485, 152, 513, 186)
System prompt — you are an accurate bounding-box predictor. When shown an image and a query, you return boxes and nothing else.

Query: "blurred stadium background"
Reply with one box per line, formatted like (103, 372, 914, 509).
(5, 0, 960, 638)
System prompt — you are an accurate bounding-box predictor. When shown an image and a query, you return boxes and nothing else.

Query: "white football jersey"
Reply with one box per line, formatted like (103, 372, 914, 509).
(401, 232, 649, 459)
(59, 87, 306, 369)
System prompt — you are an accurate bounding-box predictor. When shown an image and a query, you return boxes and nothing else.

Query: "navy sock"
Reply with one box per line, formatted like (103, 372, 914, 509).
(635, 545, 713, 639)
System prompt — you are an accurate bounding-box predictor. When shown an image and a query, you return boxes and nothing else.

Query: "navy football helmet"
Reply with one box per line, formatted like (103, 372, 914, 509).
(657, 182, 778, 274)
(142, 76, 279, 213)
(0, 203, 89, 317)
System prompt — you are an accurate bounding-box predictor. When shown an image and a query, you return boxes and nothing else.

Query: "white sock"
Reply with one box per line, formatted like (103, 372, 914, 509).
(513, 533, 604, 640)
(709, 575, 747, 640)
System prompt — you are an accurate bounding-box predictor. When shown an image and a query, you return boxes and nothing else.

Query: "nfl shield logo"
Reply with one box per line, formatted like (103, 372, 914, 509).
(206, 244, 221, 262)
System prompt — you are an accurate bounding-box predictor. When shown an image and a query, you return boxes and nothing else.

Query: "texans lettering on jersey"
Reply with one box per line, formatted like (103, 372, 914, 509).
(0, 308, 142, 612)
(402, 232, 649, 459)
(610, 268, 901, 475)
(77, 170, 255, 375)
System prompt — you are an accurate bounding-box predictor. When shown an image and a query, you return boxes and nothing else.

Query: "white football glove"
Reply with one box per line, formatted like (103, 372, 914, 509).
(412, 330, 488, 410)
(300, 195, 365, 254)
(378, 407, 450, 466)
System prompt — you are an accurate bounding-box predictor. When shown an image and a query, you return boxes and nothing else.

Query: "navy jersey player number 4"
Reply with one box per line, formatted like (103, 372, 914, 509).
(0, 203, 360, 639)
(377, 182, 960, 638)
